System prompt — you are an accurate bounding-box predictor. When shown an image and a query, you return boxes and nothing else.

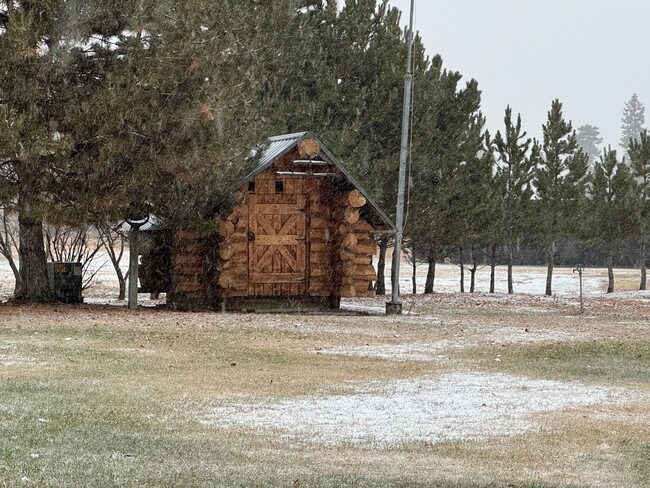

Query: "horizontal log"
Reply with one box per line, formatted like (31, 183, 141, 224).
(340, 251, 356, 262)
(341, 233, 358, 250)
(352, 219, 374, 233)
(175, 230, 201, 241)
(355, 290, 376, 299)
(219, 242, 235, 261)
(341, 275, 355, 286)
(355, 240, 378, 255)
(354, 278, 372, 289)
(229, 232, 248, 244)
(311, 217, 328, 229)
(309, 267, 328, 278)
(311, 241, 326, 252)
(172, 256, 204, 268)
(310, 202, 328, 212)
(298, 138, 320, 158)
(336, 223, 354, 236)
(337, 189, 366, 208)
(226, 205, 247, 220)
(356, 264, 377, 281)
(172, 241, 208, 253)
(309, 228, 328, 240)
(218, 220, 235, 239)
(172, 282, 204, 294)
(218, 271, 237, 289)
(344, 207, 359, 224)
(310, 253, 329, 265)
(339, 284, 356, 298)
(308, 288, 329, 297)
(353, 255, 372, 265)
(218, 256, 247, 271)
(353, 231, 371, 242)
(171, 267, 204, 278)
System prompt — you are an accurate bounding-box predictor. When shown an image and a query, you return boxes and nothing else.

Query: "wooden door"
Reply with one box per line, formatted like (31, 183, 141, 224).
(248, 193, 308, 296)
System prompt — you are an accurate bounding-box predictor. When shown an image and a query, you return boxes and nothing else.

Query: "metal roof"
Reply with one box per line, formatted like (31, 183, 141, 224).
(116, 214, 163, 233)
(246, 131, 395, 233)
(256, 131, 310, 169)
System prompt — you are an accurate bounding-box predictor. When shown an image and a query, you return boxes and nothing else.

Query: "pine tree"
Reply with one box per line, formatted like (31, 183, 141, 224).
(576, 124, 603, 169)
(406, 64, 485, 293)
(629, 130, 650, 289)
(589, 147, 638, 293)
(0, 0, 275, 301)
(493, 106, 536, 293)
(533, 99, 589, 296)
(621, 94, 646, 154)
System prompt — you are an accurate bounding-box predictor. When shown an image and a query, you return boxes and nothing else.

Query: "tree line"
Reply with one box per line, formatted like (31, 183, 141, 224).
(0, 1, 648, 302)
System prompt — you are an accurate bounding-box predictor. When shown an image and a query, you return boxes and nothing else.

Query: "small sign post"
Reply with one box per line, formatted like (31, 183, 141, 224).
(573, 264, 585, 314)
(126, 216, 149, 310)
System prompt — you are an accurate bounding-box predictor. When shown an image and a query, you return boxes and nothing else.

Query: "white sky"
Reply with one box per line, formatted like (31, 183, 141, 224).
(386, 0, 650, 150)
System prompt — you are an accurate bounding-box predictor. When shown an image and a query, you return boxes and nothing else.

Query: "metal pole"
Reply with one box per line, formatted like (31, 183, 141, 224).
(579, 270, 584, 314)
(573, 264, 584, 315)
(128, 227, 139, 309)
(388, 0, 415, 315)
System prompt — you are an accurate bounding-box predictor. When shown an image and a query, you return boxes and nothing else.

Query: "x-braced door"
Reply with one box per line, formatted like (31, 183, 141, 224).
(248, 194, 307, 296)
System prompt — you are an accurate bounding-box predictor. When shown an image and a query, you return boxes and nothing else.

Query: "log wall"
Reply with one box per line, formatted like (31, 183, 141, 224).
(167, 148, 382, 310)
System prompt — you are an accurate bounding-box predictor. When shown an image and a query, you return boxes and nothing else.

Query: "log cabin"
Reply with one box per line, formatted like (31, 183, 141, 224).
(140, 131, 395, 311)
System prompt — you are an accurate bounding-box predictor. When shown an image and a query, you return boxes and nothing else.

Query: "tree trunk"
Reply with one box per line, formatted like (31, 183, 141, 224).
(545, 240, 555, 296)
(424, 254, 436, 294)
(9, 256, 21, 295)
(469, 245, 477, 293)
(375, 237, 387, 295)
(459, 246, 465, 293)
(411, 252, 417, 294)
(607, 248, 614, 293)
(640, 239, 647, 291)
(507, 243, 514, 294)
(489, 245, 496, 294)
(15, 214, 52, 302)
(0, 210, 22, 294)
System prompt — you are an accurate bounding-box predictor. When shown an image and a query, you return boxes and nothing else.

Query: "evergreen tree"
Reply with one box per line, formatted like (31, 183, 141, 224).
(406, 66, 484, 293)
(576, 124, 603, 169)
(621, 93, 646, 154)
(493, 106, 536, 293)
(0, 0, 107, 301)
(629, 130, 650, 289)
(0, 0, 274, 301)
(533, 99, 589, 296)
(589, 147, 638, 292)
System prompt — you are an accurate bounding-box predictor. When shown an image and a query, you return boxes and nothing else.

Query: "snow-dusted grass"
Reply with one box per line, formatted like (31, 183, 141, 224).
(201, 372, 639, 447)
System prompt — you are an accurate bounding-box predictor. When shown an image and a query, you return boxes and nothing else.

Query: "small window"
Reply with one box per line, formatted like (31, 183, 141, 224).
(248, 181, 255, 193)
(275, 180, 284, 193)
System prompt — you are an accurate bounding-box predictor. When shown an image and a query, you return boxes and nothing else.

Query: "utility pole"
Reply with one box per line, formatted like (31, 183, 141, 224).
(387, 0, 415, 315)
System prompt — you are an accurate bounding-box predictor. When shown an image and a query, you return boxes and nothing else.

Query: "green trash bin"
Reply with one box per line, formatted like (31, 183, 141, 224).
(47, 262, 84, 304)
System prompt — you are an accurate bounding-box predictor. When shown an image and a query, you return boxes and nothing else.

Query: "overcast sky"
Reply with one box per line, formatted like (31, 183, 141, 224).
(385, 0, 650, 151)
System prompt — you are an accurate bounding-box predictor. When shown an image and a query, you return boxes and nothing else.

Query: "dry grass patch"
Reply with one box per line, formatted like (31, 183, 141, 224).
(1, 297, 648, 487)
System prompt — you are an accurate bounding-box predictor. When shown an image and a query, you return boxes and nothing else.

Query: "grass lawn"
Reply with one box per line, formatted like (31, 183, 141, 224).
(0, 294, 648, 487)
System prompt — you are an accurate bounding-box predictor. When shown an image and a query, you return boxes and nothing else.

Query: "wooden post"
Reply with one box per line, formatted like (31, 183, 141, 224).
(128, 228, 139, 309)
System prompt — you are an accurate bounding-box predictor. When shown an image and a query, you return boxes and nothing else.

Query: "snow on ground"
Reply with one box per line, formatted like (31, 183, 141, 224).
(384, 259, 645, 298)
(0, 250, 646, 303)
(201, 373, 640, 447)
(320, 327, 573, 362)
